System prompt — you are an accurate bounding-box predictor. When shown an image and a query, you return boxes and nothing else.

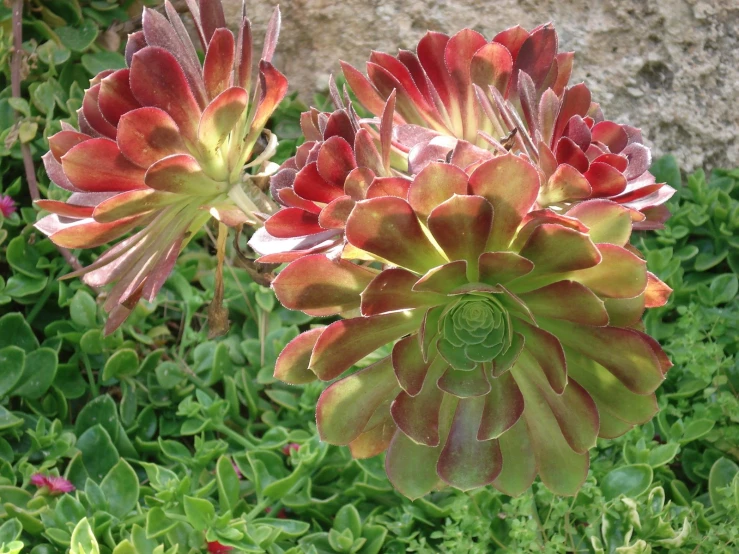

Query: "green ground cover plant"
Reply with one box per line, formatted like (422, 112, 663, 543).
(0, 1, 737, 553)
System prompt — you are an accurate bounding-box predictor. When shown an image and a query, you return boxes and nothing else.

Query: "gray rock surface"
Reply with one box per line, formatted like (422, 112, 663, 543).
(225, 0, 738, 172)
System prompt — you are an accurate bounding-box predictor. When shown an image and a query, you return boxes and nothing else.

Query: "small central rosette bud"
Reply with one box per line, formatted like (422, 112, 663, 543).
(438, 296, 511, 370)
(271, 155, 672, 500)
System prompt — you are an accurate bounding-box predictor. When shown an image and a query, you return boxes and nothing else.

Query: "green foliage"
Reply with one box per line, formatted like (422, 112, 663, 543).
(0, 1, 737, 552)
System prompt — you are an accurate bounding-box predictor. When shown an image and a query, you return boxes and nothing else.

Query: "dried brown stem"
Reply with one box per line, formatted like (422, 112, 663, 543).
(11, 0, 84, 272)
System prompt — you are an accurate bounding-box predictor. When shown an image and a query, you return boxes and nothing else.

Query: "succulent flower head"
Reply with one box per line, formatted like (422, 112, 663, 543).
(342, 24, 675, 227)
(31, 474, 75, 494)
(271, 154, 672, 498)
(35, 0, 287, 332)
(0, 195, 16, 218)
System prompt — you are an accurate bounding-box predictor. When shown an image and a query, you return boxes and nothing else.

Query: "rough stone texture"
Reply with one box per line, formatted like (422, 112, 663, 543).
(225, 0, 738, 172)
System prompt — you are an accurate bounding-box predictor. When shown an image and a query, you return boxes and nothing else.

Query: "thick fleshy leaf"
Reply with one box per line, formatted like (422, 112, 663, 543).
(569, 243, 647, 298)
(555, 137, 589, 173)
(198, 87, 248, 154)
(62, 138, 146, 192)
(293, 163, 345, 204)
(310, 311, 424, 381)
(366, 177, 413, 199)
(130, 46, 202, 141)
(552, 83, 591, 145)
(345, 197, 447, 273)
(98, 70, 139, 126)
(142, 7, 207, 108)
(478, 371, 524, 440)
(317, 357, 399, 445)
(117, 107, 187, 169)
(264, 208, 322, 238)
(203, 29, 235, 99)
(513, 320, 567, 394)
(492, 418, 537, 496)
(318, 196, 355, 229)
(272, 255, 376, 316)
(317, 136, 357, 186)
(563, 115, 591, 151)
(234, 17, 252, 91)
(566, 347, 657, 426)
(198, 0, 226, 43)
(492, 331, 525, 377)
(539, 164, 591, 205)
(261, 6, 281, 62)
(517, 223, 601, 277)
(584, 162, 628, 197)
(391, 356, 446, 446)
(348, 407, 396, 459)
(385, 430, 442, 500)
(567, 199, 632, 246)
(468, 155, 540, 250)
(83, 84, 117, 138)
(645, 272, 672, 308)
(353, 129, 384, 176)
(511, 210, 589, 252)
(36, 214, 142, 249)
(515, 373, 590, 494)
(519, 281, 608, 326)
(515, 351, 599, 453)
(591, 121, 628, 152)
(540, 319, 664, 394)
(603, 294, 645, 328)
(124, 30, 146, 66)
(392, 334, 432, 396)
(274, 328, 323, 385)
(145, 154, 226, 195)
(247, 61, 288, 139)
(478, 252, 534, 285)
(513, 25, 557, 90)
(437, 396, 502, 490)
(361, 268, 446, 316)
(35, 199, 94, 219)
(427, 195, 493, 271)
(92, 190, 179, 223)
(49, 130, 89, 162)
(470, 42, 512, 93)
(407, 162, 469, 222)
(412, 261, 468, 295)
(437, 365, 491, 397)
(341, 61, 389, 118)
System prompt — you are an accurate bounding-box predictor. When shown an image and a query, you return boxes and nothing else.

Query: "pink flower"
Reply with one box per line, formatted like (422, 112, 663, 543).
(281, 443, 300, 456)
(206, 541, 232, 554)
(31, 474, 75, 494)
(0, 195, 16, 218)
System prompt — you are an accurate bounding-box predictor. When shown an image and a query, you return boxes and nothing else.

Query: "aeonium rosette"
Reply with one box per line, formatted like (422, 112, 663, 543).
(271, 155, 672, 498)
(342, 24, 675, 227)
(249, 92, 407, 262)
(34, 0, 287, 332)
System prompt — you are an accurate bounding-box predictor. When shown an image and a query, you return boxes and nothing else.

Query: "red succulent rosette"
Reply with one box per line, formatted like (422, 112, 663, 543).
(271, 156, 672, 498)
(342, 24, 675, 227)
(35, 0, 287, 332)
(250, 93, 403, 262)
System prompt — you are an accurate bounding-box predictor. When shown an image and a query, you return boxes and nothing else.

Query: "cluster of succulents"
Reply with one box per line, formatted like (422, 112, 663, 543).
(37, 2, 674, 498)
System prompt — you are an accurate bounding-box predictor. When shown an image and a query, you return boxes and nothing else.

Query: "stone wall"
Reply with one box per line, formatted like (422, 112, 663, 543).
(224, 0, 738, 172)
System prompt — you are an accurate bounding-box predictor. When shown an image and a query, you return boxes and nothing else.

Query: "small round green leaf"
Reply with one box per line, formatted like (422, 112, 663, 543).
(601, 464, 653, 500)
